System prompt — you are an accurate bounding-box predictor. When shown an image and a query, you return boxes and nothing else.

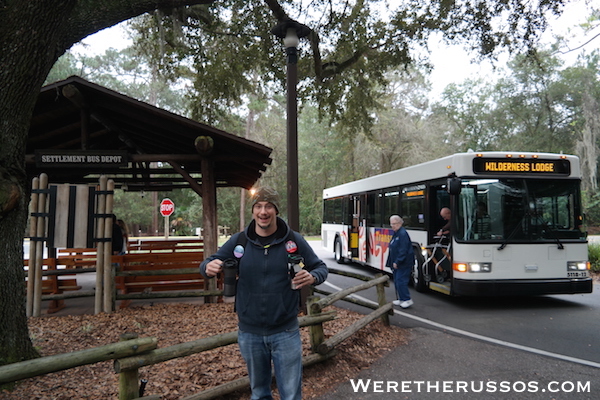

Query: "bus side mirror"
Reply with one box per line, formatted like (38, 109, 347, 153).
(447, 176, 462, 195)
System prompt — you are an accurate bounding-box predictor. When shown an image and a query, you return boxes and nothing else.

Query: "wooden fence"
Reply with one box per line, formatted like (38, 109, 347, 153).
(7, 269, 392, 400)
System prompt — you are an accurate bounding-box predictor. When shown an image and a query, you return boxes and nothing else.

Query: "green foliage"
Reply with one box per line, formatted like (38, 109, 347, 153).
(582, 190, 600, 229)
(112, 190, 155, 235)
(588, 243, 600, 273)
(216, 187, 245, 233)
(121, 0, 570, 135)
(44, 51, 81, 84)
(436, 48, 600, 157)
(46, 46, 190, 115)
(436, 49, 576, 152)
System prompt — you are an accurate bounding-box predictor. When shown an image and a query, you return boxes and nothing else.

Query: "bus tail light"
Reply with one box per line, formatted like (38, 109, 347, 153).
(453, 262, 492, 273)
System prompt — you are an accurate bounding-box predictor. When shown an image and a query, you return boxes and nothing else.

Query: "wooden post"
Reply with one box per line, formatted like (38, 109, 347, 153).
(164, 215, 169, 239)
(201, 156, 218, 303)
(307, 296, 325, 353)
(119, 333, 140, 400)
(103, 179, 115, 313)
(95, 175, 107, 314)
(375, 274, 390, 326)
(239, 188, 246, 232)
(32, 173, 48, 317)
(26, 177, 39, 317)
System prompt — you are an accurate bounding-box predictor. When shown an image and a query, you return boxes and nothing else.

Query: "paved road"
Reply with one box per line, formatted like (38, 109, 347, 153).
(315, 326, 598, 400)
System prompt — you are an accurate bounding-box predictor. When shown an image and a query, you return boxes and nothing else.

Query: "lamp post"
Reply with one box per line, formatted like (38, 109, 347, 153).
(271, 20, 310, 231)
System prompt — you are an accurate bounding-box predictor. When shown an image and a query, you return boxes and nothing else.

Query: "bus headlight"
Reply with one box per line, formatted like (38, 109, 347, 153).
(567, 261, 588, 271)
(453, 262, 492, 273)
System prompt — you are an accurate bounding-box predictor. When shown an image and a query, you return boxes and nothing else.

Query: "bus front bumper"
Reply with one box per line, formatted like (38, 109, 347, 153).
(451, 278, 593, 297)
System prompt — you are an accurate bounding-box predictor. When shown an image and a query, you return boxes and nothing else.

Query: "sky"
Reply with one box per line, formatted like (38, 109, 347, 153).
(71, 1, 596, 99)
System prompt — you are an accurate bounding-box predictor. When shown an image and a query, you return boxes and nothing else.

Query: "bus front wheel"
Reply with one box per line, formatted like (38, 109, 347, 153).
(334, 237, 346, 264)
(412, 247, 428, 292)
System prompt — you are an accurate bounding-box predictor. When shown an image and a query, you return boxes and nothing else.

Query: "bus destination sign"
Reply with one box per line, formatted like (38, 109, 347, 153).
(473, 158, 570, 175)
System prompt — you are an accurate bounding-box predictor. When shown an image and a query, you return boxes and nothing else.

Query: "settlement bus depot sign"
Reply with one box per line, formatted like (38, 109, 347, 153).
(35, 150, 128, 168)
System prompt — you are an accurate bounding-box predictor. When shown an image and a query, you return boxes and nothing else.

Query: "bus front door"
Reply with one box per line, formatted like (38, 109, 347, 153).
(350, 196, 360, 259)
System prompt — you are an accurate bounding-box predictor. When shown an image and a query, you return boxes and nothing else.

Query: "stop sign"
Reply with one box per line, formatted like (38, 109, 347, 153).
(160, 198, 175, 217)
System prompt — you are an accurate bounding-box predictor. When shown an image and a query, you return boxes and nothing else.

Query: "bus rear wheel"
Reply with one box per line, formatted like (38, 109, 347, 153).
(412, 247, 428, 292)
(334, 237, 346, 264)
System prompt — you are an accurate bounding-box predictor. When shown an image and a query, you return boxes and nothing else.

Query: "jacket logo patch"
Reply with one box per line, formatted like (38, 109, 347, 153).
(285, 240, 298, 253)
(234, 245, 245, 258)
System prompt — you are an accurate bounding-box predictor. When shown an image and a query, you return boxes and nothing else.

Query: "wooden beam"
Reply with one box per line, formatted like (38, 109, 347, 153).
(62, 84, 146, 155)
(168, 160, 203, 196)
(80, 108, 90, 150)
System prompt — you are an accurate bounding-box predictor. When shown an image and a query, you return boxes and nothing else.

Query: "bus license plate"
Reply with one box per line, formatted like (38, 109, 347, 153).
(568, 271, 588, 278)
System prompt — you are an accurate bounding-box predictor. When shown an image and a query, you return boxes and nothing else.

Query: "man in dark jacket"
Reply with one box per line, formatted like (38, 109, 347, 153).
(386, 215, 415, 309)
(200, 187, 328, 400)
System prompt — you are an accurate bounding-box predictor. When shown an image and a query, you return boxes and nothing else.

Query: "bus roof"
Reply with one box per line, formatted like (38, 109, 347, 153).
(323, 151, 580, 199)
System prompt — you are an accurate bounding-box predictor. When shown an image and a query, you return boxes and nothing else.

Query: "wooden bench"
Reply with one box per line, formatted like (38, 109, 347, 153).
(25, 248, 99, 313)
(128, 239, 203, 253)
(24, 258, 82, 313)
(24, 258, 82, 294)
(26, 240, 210, 311)
(114, 251, 207, 308)
(56, 247, 98, 269)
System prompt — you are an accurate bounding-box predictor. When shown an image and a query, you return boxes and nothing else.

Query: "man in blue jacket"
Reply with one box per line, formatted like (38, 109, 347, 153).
(200, 187, 328, 400)
(386, 215, 415, 309)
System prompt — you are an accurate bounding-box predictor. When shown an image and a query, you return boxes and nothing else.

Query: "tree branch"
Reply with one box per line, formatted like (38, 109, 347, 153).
(262, 0, 289, 22)
(262, 0, 398, 83)
(62, 0, 217, 52)
(556, 31, 600, 55)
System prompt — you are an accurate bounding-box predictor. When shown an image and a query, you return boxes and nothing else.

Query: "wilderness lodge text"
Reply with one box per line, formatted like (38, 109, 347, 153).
(472, 158, 570, 175)
(484, 161, 553, 172)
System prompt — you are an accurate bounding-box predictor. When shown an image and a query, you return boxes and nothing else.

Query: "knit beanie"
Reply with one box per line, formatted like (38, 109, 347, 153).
(251, 187, 280, 214)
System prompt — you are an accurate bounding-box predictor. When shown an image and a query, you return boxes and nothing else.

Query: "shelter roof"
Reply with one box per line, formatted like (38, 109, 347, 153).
(26, 76, 272, 191)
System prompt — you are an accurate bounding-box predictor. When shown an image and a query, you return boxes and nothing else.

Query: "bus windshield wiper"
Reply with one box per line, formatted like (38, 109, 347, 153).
(544, 224, 565, 250)
(498, 212, 528, 251)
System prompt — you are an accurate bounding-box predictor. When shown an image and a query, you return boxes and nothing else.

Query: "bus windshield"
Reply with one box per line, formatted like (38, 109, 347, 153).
(457, 178, 585, 242)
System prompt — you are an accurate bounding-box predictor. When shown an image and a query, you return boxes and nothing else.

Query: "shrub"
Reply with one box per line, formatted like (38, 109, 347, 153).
(588, 243, 600, 273)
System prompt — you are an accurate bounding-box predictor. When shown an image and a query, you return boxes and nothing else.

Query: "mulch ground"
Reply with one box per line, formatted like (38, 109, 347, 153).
(2, 303, 409, 399)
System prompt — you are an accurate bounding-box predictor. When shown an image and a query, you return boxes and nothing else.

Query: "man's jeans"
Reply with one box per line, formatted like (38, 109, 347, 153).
(238, 329, 302, 400)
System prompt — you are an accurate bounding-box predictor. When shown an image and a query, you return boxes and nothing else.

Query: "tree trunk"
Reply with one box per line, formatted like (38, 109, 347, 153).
(0, 0, 215, 368)
(0, 0, 74, 367)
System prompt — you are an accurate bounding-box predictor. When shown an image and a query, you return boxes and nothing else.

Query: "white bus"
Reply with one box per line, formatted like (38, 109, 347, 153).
(322, 151, 593, 296)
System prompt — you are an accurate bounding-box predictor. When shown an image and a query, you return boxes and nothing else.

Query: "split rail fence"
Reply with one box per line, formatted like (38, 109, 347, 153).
(3, 269, 393, 400)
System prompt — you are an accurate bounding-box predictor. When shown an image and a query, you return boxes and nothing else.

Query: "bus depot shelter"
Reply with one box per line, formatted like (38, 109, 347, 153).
(25, 76, 272, 315)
